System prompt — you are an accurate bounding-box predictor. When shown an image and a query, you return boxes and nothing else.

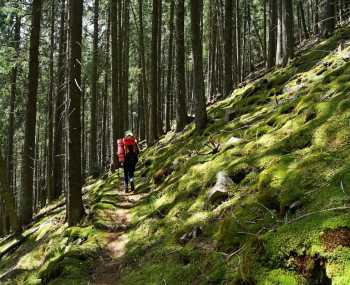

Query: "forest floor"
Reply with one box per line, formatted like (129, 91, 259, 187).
(88, 184, 147, 285)
(3, 26, 350, 284)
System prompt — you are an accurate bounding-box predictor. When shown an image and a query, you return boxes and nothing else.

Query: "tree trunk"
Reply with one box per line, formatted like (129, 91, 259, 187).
(89, 0, 99, 175)
(101, 7, 110, 169)
(281, 0, 294, 65)
(7, 15, 21, 194)
(190, 0, 207, 131)
(314, 0, 320, 35)
(122, 0, 130, 131)
(276, 0, 284, 65)
(53, 0, 66, 200)
(21, 0, 42, 226)
(224, 0, 233, 97)
(149, 0, 159, 143)
(137, 0, 148, 141)
(321, 0, 336, 37)
(111, 0, 121, 166)
(165, 0, 175, 132)
(67, 0, 85, 226)
(236, 0, 241, 82)
(298, 0, 309, 39)
(175, 0, 187, 132)
(267, 0, 277, 69)
(157, 0, 163, 136)
(0, 149, 21, 234)
(47, 0, 55, 202)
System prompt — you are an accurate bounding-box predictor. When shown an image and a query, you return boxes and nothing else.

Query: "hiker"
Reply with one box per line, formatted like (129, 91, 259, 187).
(117, 131, 139, 192)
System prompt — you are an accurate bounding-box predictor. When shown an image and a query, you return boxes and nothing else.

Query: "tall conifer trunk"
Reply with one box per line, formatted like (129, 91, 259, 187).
(21, 0, 42, 225)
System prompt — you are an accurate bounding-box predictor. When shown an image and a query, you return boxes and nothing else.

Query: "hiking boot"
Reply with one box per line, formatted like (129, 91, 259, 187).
(130, 181, 135, 192)
(124, 184, 129, 193)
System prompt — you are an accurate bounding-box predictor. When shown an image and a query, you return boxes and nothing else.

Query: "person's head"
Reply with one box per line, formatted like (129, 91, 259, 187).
(124, 130, 134, 137)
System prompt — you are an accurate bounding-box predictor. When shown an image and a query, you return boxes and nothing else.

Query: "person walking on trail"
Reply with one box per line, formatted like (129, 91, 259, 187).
(117, 131, 139, 192)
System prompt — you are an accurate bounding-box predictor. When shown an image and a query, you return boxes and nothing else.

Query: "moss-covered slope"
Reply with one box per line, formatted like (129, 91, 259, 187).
(2, 27, 350, 285)
(118, 27, 350, 285)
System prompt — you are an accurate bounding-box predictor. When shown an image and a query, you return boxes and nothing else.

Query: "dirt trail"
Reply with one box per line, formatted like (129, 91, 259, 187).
(89, 184, 146, 285)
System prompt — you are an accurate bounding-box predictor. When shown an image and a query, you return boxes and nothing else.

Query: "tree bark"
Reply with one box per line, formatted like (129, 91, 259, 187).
(47, 0, 55, 202)
(165, 0, 175, 132)
(21, 0, 42, 226)
(281, 0, 294, 65)
(89, 0, 99, 175)
(149, 0, 159, 143)
(224, 0, 233, 97)
(267, 0, 277, 69)
(190, 0, 207, 131)
(53, 0, 67, 201)
(0, 149, 21, 234)
(122, 0, 130, 131)
(111, 0, 121, 166)
(7, 15, 21, 194)
(67, 0, 85, 226)
(175, 0, 187, 132)
(321, 0, 336, 37)
(101, 7, 110, 168)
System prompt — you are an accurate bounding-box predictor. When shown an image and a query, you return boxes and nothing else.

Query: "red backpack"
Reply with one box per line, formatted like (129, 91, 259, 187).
(117, 136, 138, 162)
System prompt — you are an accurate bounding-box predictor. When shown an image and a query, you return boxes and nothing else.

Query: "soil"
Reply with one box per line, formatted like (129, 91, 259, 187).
(321, 227, 350, 251)
(89, 183, 147, 285)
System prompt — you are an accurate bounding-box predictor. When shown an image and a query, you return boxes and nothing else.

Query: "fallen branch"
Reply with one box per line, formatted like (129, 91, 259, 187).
(287, 206, 350, 225)
(0, 226, 40, 260)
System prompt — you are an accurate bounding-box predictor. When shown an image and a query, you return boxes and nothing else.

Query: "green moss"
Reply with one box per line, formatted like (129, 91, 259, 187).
(258, 269, 306, 285)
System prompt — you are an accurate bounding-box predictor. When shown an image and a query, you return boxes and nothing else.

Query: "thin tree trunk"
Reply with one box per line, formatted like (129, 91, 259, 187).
(175, 0, 188, 132)
(53, 0, 66, 200)
(0, 149, 21, 234)
(165, 0, 175, 132)
(281, 0, 294, 65)
(321, 0, 336, 37)
(298, 0, 309, 39)
(47, 0, 55, 202)
(122, 0, 130, 131)
(89, 0, 99, 175)
(191, 0, 207, 131)
(157, 0, 163, 136)
(267, 0, 277, 69)
(21, 0, 42, 226)
(224, 0, 233, 97)
(111, 0, 121, 167)
(137, 0, 148, 141)
(7, 15, 21, 194)
(149, 0, 159, 143)
(101, 7, 110, 169)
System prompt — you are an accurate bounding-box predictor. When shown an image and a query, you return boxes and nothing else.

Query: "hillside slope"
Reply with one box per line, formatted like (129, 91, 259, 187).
(1, 27, 350, 284)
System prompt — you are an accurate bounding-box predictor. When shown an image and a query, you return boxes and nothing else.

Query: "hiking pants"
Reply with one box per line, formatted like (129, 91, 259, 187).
(124, 156, 137, 186)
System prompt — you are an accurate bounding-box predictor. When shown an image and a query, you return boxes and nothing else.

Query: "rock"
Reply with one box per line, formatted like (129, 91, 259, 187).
(283, 84, 305, 95)
(207, 171, 233, 205)
(224, 137, 243, 149)
(224, 109, 238, 122)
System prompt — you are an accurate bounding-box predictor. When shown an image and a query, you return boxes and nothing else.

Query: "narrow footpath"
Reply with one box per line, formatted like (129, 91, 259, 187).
(89, 180, 147, 285)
